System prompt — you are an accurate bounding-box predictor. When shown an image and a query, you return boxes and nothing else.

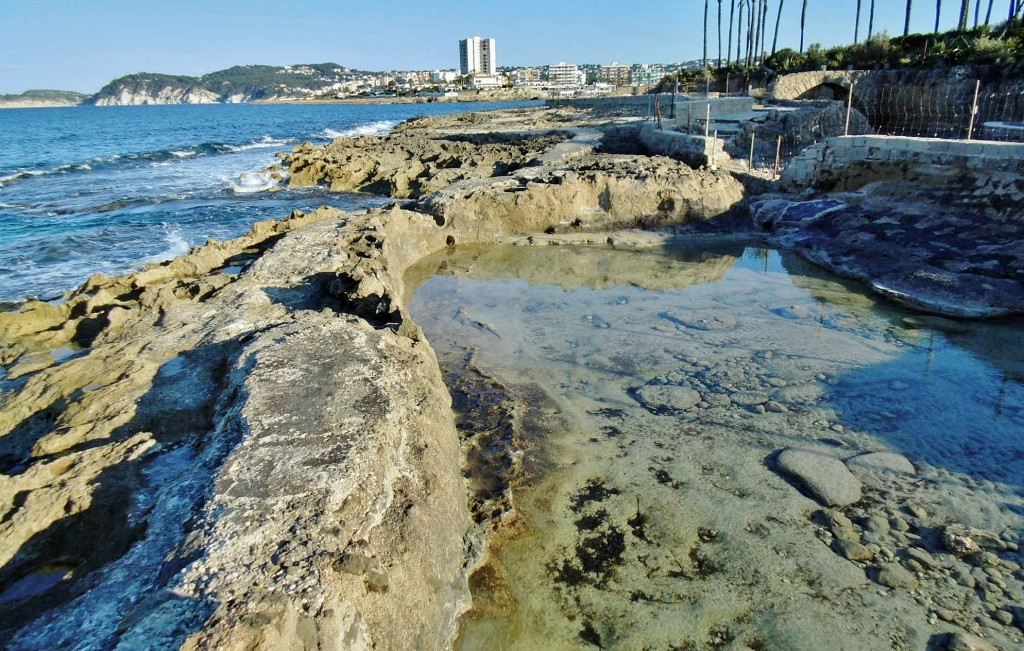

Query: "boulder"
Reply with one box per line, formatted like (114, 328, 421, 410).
(776, 448, 863, 507)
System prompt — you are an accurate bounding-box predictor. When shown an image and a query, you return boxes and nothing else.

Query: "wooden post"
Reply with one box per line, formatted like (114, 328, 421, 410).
(774, 135, 783, 179)
(705, 102, 711, 139)
(967, 79, 981, 140)
(712, 130, 718, 168)
(749, 131, 756, 170)
(845, 83, 855, 136)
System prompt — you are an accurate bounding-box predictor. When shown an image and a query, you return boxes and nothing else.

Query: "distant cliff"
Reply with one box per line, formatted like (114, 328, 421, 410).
(87, 63, 359, 105)
(0, 89, 87, 109)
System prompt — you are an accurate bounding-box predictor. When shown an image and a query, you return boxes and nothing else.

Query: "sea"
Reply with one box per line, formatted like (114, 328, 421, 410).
(0, 101, 539, 304)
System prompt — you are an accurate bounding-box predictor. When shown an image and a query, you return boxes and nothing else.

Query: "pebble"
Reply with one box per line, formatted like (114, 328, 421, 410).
(946, 631, 997, 651)
(875, 562, 919, 590)
(834, 539, 873, 562)
(765, 400, 789, 413)
(864, 514, 890, 535)
(993, 609, 1014, 626)
(952, 566, 977, 588)
(936, 607, 958, 622)
(906, 547, 940, 569)
(905, 504, 928, 519)
(890, 515, 910, 532)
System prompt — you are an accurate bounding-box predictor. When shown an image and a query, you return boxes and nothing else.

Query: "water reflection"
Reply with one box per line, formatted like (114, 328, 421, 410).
(409, 242, 1024, 651)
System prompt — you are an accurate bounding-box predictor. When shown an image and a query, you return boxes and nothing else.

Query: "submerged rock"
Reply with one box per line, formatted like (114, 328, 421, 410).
(632, 384, 701, 414)
(775, 448, 863, 507)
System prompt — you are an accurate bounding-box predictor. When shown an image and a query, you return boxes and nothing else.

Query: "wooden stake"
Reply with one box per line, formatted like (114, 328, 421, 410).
(845, 83, 855, 136)
(749, 131, 756, 170)
(705, 102, 711, 139)
(967, 79, 981, 140)
(712, 130, 718, 168)
(774, 135, 783, 179)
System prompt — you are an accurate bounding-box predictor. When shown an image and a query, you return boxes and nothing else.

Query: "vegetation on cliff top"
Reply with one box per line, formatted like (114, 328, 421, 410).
(89, 63, 365, 103)
(0, 89, 87, 103)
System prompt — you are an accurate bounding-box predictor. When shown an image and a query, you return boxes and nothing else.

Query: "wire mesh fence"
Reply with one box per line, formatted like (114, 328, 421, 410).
(659, 78, 1024, 177)
(853, 83, 1024, 141)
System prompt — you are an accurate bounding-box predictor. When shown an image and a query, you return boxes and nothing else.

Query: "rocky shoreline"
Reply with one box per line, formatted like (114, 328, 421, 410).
(1, 105, 1022, 650)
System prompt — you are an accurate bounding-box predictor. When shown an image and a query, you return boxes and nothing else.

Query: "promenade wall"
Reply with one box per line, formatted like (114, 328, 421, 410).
(547, 95, 754, 122)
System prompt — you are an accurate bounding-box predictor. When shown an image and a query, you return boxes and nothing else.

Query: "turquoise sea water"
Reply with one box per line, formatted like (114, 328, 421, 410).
(0, 101, 538, 303)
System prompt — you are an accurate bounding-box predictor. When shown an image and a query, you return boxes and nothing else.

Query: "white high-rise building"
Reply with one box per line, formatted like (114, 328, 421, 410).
(459, 36, 497, 76)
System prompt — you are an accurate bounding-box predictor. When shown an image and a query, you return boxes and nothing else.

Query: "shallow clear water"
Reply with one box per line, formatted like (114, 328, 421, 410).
(0, 101, 538, 302)
(408, 241, 1024, 651)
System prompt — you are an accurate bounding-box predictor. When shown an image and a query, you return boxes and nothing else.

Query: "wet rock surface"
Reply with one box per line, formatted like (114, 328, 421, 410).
(3, 104, 1024, 650)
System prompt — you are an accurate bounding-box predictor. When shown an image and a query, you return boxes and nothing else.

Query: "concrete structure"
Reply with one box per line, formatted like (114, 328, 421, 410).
(546, 62, 581, 87)
(459, 37, 497, 76)
(781, 135, 1024, 192)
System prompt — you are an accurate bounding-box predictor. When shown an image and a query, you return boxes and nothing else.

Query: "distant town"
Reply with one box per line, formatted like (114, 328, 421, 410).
(303, 36, 700, 100)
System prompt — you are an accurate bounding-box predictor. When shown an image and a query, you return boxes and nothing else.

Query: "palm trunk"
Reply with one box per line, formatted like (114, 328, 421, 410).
(801, 0, 809, 51)
(959, 0, 971, 30)
(855, 0, 862, 43)
(868, 0, 876, 39)
(747, 0, 756, 67)
(718, 0, 724, 68)
(935, 0, 942, 34)
(984, 0, 994, 25)
(760, 0, 770, 63)
(737, 0, 745, 66)
(905, 0, 913, 35)
(772, 0, 786, 54)
(728, 0, 736, 66)
(975, 0, 982, 25)
(704, 0, 709, 69)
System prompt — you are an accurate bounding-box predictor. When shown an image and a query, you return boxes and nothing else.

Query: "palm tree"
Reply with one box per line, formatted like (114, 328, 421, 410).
(855, 0, 863, 42)
(801, 0, 810, 52)
(985, 0, 995, 25)
(905, 0, 913, 35)
(958, 0, 971, 29)
(772, 0, 786, 55)
(868, 0, 876, 40)
(974, 0, 982, 25)
(935, 0, 942, 33)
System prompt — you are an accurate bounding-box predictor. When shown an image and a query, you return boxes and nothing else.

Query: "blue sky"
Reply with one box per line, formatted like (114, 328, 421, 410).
(0, 1, 1012, 93)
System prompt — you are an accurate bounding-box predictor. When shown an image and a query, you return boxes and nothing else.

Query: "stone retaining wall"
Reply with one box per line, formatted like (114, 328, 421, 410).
(781, 135, 1024, 193)
(639, 122, 731, 168)
(547, 95, 754, 121)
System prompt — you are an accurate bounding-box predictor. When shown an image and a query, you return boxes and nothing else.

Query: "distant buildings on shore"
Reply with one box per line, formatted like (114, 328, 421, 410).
(302, 34, 701, 100)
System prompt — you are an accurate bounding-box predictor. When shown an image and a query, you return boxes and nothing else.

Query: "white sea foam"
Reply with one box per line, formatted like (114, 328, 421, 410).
(170, 150, 197, 158)
(320, 120, 399, 140)
(142, 223, 191, 264)
(226, 135, 293, 152)
(229, 170, 280, 194)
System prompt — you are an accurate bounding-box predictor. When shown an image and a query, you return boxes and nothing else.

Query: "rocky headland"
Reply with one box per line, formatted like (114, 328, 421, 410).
(1, 105, 1022, 650)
